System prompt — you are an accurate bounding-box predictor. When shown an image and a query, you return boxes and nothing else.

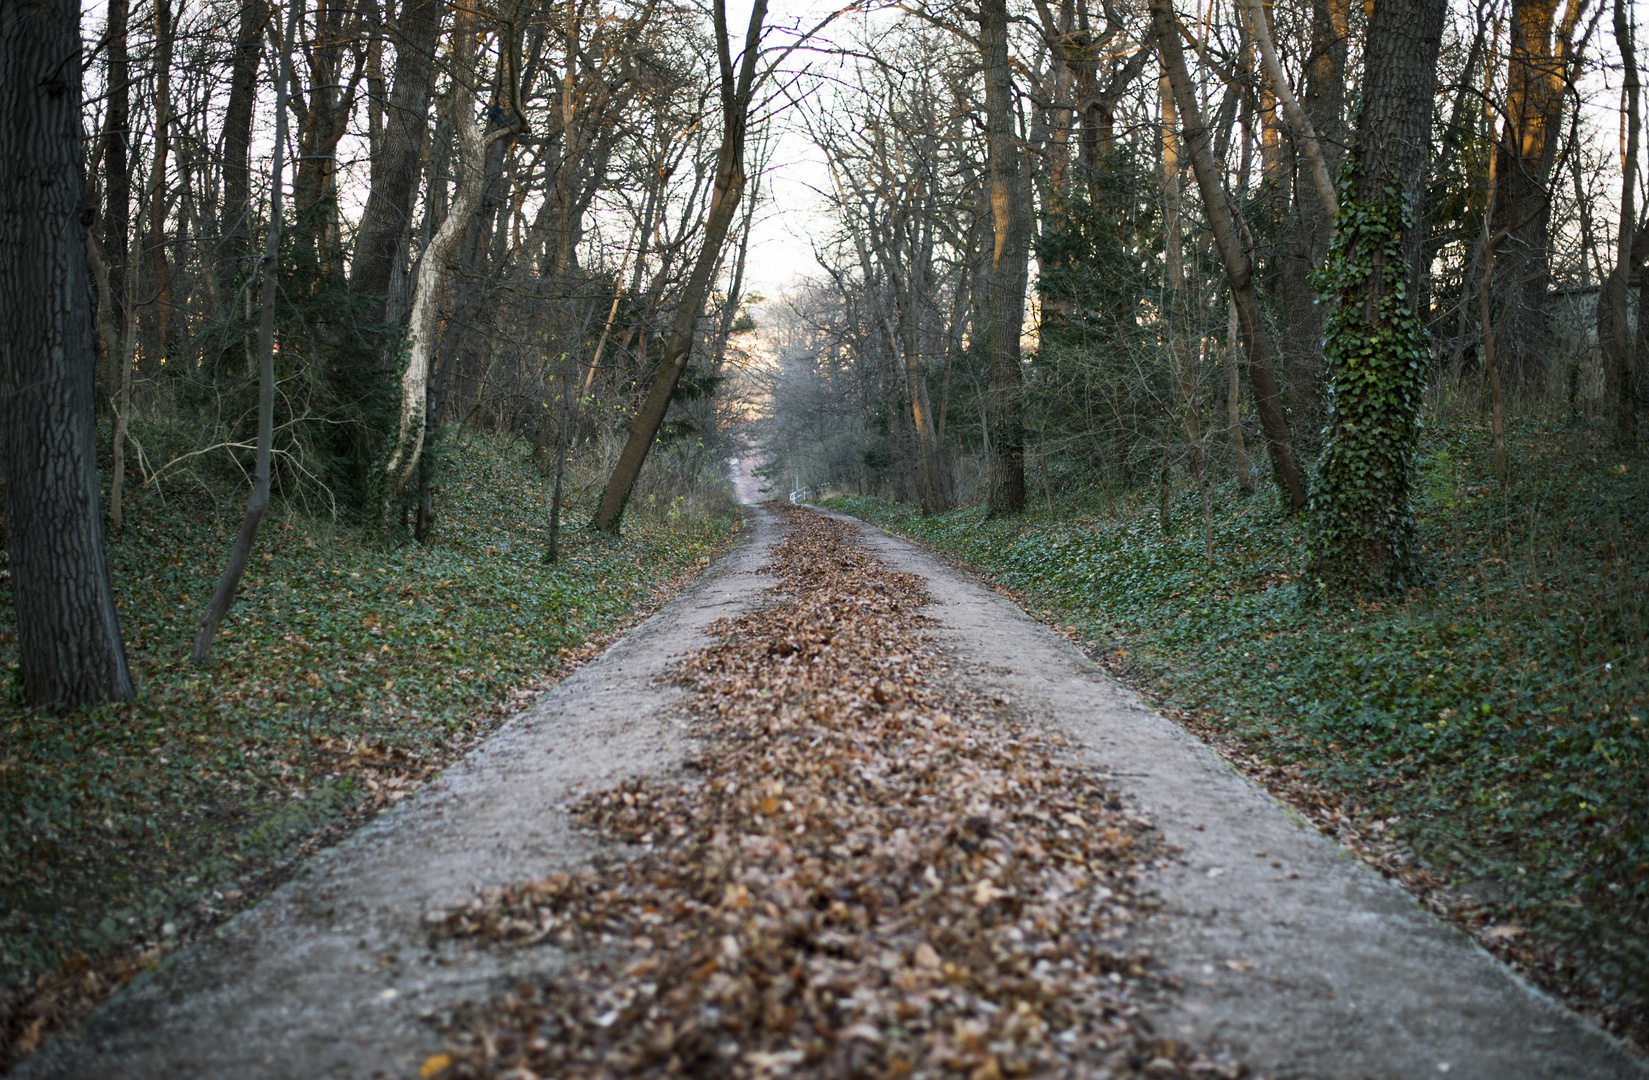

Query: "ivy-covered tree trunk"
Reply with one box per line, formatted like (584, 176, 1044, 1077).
(1306, 0, 1448, 593)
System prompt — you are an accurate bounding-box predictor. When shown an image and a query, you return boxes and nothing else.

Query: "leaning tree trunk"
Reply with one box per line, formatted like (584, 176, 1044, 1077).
(1150, 0, 1307, 510)
(190, 0, 304, 664)
(980, 0, 1027, 517)
(1305, 0, 1448, 593)
(591, 0, 768, 534)
(0, 0, 134, 706)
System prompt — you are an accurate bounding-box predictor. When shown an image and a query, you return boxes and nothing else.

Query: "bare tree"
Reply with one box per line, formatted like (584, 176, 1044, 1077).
(979, 0, 1028, 517)
(1150, 0, 1307, 510)
(191, 0, 305, 664)
(592, 0, 769, 533)
(1599, 0, 1639, 449)
(381, 4, 525, 525)
(350, 0, 444, 322)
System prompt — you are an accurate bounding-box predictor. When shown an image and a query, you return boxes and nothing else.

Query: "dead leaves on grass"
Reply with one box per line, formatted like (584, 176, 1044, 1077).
(429, 507, 1241, 1079)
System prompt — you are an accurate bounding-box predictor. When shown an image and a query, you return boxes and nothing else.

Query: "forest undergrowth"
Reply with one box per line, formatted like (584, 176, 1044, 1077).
(0, 422, 740, 1069)
(426, 505, 1243, 1080)
(826, 416, 1647, 1050)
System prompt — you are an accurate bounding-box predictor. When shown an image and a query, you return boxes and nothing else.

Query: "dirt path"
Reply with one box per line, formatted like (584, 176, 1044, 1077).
(15, 513, 786, 1079)
(828, 508, 1644, 1080)
(16, 505, 1645, 1079)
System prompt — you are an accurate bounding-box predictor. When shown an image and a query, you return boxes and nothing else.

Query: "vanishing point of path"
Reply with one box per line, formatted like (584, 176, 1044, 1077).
(16, 503, 1646, 1080)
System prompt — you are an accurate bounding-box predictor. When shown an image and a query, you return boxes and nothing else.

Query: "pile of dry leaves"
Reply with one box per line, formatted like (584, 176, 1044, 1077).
(429, 506, 1242, 1079)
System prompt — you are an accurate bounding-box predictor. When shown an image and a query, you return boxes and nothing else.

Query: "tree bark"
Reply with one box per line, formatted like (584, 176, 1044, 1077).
(218, 0, 268, 294)
(1161, 77, 1211, 560)
(103, 0, 131, 406)
(592, 0, 767, 534)
(1307, 0, 1448, 591)
(191, 0, 305, 664)
(350, 0, 443, 322)
(1227, 299, 1255, 493)
(1601, 0, 1639, 449)
(1244, 0, 1337, 225)
(381, 6, 519, 523)
(1491, 0, 1586, 388)
(980, 0, 1027, 517)
(1274, 0, 1347, 437)
(0, 0, 135, 705)
(1150, 0, 1307, 510)
(143, 0, 176, 362)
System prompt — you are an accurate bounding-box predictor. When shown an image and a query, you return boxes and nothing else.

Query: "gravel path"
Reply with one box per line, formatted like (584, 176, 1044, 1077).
(829, 508, 1645, 1080)
(15, 512, 786, 1080)
(16, 504, 1645, 1080)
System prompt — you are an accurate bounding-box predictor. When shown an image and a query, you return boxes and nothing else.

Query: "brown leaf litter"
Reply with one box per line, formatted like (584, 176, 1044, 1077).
(427, 505, 1246, 1079)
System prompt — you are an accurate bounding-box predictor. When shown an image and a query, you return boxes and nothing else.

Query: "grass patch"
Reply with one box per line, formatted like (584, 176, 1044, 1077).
(0, 425, 739, 1011)
(825, 416, 1647, 1041)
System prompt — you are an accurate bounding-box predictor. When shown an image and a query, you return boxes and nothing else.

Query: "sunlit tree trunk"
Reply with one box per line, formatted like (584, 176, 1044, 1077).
(1491, 0, 1586, 388)
(382, 6, 519, 525)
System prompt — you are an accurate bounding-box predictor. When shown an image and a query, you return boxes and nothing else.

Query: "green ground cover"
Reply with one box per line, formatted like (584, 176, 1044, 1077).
(0, 428, 738, 1001)
(826, 417, 1646, 1033)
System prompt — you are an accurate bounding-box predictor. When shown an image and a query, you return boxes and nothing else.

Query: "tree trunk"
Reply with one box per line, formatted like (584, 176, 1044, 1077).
(350, 0, 443, 322)
(1245, 0, 1338, 225)
(592, 0, 768, 534)
(218, 0, 268, 294)
(1602, 0, 1640, 449)
(381, 8, 518, 523)
(1307, 0, 1448, 592)
(1150, 0, 1307, 510)
(143, 0, 176, 364)
(1161, 77, 1210, 560)
(1227, 299, 1255, 493)
(191, 0, 305, 664)
(1279, 0, 1348, 438)
(980, 0, 1027, 517)
(0, 0, 135, 706)
(1491, 0, 1585, 388)
(103, 0, 131, 406)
